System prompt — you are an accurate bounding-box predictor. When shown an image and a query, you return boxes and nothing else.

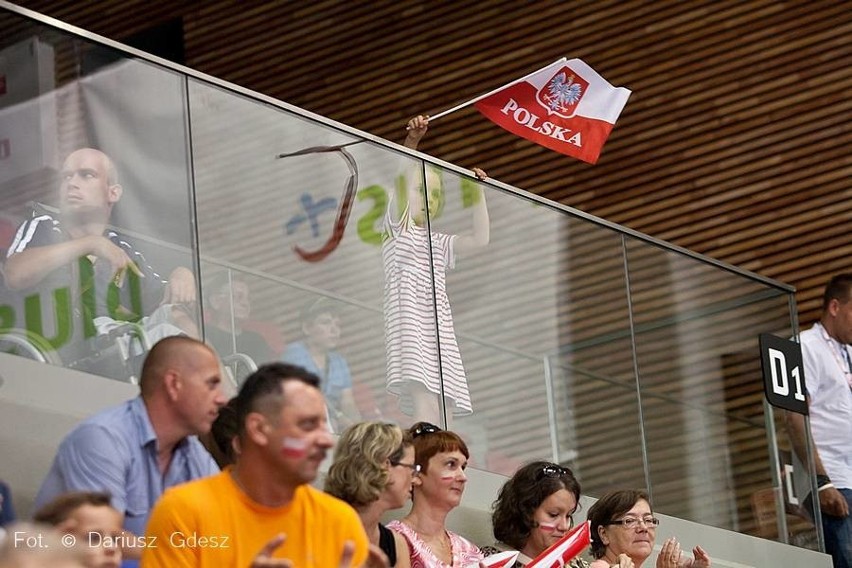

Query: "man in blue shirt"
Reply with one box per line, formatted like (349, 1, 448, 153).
(34, 336, 227, 545)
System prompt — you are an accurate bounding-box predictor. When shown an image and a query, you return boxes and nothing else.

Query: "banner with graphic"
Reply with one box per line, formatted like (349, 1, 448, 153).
(474, 59, 630, 164)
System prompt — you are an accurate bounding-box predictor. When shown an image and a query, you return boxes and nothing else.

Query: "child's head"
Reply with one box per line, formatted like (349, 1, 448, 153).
(33, 492, 122, 568)
(300, 298, 342, 351)
(411, 166, 445, 225)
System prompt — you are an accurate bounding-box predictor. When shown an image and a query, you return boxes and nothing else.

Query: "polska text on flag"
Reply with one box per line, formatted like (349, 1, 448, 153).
(474, 59, 630, 164)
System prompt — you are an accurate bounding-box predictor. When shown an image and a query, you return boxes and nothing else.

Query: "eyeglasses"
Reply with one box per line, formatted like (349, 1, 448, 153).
(411, 422, 442, 438)
(390, 460, 422, 474)
(607, 516, 660, 529)
(537, 464, 571, 480)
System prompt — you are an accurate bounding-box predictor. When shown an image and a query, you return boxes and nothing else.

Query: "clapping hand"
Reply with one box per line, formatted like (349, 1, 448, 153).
(338, 541, 389, 568)
(678, 546, 711, 568)
(657, 538, 711, 568)
(251, 536, 389, 568)
(251, 534, 291, 567)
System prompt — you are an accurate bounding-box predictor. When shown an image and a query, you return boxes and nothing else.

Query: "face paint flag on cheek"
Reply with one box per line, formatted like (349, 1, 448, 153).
(535, 521, 559, 533)
(281, 437, 309, 458)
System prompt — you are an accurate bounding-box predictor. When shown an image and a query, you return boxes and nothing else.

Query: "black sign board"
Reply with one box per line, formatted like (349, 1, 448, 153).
(759, 333, 808, 415)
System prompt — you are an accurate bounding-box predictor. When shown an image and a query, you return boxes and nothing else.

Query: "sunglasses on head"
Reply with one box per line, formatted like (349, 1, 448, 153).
(411, 422, 442, 438)
(537, 464, 571, 480)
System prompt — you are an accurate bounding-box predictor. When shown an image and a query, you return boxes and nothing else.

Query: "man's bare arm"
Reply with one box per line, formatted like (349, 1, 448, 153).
(5, 236, 141, 290)
(786, 409, 849, 517)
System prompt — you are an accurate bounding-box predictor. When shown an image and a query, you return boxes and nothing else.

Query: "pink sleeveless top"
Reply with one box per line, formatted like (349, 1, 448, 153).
(387, 520, 483, 568)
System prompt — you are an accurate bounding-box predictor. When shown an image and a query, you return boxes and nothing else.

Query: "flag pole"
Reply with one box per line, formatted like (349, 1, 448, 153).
(427, 58, 566, 122)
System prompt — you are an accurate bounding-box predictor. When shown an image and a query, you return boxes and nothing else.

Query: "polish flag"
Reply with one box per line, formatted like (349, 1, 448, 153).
(526, 521, 591, 567)
(281, 437, 309, 458)
(474, 59, 630, 164)
(467, 551, 520, 568)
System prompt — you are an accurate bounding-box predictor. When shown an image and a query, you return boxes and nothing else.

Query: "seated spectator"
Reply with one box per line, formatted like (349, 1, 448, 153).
(33, 336, 226, 557)
(483, 461, 589, 567)
(0, 522, 87, 568)
(326, 422, 416, 567)
(587, 490, 711, 568)
(0, 482, 15, 527)
(388, 422, 483, 567)
(282, 298, 360, 432)
(33, 491, 122, 568)
(200, 396, 239, 469)
(204, 273, 276, 367)
(142, 363, 370, 567)
(4, 148, 198, 369)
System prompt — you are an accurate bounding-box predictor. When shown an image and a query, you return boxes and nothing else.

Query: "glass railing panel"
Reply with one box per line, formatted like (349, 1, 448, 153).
(0, 18, 199, 382)
(546, 354, 648, 494)
(425, 161, 643, 484)
(187, 79, 440, 432)
(545, 229, 646, 495)
(198, 263, 391, 431)
(624, 237, 814, 545)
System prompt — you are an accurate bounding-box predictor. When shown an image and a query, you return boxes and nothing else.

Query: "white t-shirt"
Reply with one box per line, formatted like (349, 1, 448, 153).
(800, 323, 852, 490)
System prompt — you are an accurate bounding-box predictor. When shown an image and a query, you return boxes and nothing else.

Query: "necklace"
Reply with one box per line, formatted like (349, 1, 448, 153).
(406, 520, 452, 559)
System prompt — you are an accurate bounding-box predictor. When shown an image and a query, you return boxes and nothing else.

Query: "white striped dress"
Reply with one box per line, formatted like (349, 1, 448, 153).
(382, 206, 472, 416)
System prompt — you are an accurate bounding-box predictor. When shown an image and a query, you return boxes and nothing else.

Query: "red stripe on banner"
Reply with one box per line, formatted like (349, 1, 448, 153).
(475, 82, 615, 164)
(526, 521, 591, 567)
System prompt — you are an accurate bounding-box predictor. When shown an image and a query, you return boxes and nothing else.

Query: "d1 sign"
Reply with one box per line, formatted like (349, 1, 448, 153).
(759, 333, 808, 415)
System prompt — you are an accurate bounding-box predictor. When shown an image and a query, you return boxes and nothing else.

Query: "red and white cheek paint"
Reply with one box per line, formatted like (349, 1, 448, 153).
(535, 522, 559, 533)
(281, 437, 309, 458)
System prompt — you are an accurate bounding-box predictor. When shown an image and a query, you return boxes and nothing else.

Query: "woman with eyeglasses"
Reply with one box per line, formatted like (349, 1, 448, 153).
(587, 490, 711, 568)
(388, 422, 484, 567)
(325, 422, 418, 567)
(483, 461, 590, 567)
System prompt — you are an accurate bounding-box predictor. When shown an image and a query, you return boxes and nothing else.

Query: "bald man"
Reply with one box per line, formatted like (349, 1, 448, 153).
(34, 336, 227, 540)
(4, 148, 197, 360)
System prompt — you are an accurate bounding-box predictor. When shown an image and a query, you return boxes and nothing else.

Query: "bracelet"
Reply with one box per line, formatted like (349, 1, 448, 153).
(817, 474, 832, 488)
(818, 483, 836, 493)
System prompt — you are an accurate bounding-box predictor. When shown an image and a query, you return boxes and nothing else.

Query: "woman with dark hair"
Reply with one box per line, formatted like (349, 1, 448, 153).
(325, 422, 416, 567)
(586, 490, 711, 568)
(388, 422, 484, 567)
(483, 461, 589, 567)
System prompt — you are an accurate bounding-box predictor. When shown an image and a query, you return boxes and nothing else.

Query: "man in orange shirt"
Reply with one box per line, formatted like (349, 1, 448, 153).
(143, 362, 374, 567)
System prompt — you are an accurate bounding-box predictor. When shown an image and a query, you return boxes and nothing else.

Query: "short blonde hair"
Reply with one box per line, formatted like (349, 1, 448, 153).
(325, 422, 411, 507)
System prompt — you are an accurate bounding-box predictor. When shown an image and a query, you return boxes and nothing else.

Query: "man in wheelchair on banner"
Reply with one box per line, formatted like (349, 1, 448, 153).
(2, 147, 198, 380)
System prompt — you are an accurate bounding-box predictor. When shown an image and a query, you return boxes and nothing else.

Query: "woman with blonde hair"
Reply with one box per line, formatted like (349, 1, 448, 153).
(326, 422, 417, 567)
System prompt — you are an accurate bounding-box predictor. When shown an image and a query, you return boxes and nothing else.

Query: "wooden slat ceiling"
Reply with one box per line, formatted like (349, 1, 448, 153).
(3, 0, 848, 544)
(9, 0, 849, 322)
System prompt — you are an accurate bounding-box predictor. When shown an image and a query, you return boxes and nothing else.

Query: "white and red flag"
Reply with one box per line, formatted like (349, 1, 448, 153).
(526, 521, 591, 568)
(466, 551, 520, 568)
(470, 59, 630, 164)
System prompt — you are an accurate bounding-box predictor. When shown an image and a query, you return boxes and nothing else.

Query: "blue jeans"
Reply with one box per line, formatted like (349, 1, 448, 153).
(806, 488, 852, 568)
